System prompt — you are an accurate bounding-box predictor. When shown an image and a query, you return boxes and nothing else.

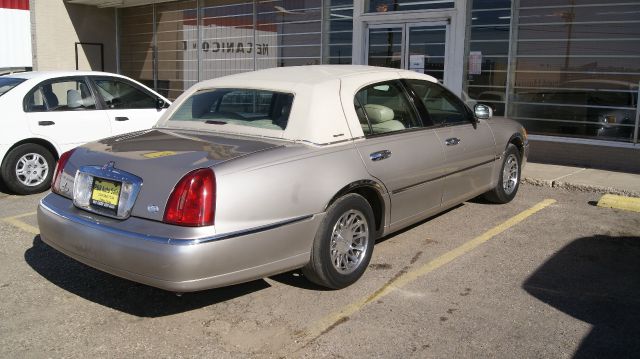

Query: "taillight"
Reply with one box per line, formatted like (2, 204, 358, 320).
(51, 148, 76, 194)
(163, 168, 215, 227)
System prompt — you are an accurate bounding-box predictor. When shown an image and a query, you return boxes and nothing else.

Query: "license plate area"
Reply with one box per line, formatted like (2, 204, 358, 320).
(90, 177, 122, 214)
(73, 165, 142, 219)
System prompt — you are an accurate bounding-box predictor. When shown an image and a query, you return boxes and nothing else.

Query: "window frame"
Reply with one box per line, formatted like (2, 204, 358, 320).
(22, 76, 101, 113)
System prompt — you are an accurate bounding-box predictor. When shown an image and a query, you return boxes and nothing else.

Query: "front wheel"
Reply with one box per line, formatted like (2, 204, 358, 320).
(483, 143, 521, 204)
(1, 143, 55, 195)
(303, 193, 376, 289)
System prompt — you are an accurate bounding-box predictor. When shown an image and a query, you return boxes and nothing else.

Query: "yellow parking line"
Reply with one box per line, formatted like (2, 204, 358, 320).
(1, 211, 39, 235)
(306, 198, 556, 339)
(597, 194, 640, 213)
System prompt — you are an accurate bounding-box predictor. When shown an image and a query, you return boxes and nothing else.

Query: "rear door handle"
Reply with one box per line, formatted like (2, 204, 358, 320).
(115, 117, 129, 122)
(370, 150, 392, 161)
(38, 121, 55, 126)
(445, 137, 461, 146)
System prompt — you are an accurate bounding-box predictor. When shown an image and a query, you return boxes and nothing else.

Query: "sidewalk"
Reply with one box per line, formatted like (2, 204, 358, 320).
(522, 162, 640, 198)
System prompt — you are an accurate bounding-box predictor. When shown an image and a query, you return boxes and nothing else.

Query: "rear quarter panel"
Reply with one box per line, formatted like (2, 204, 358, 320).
(212, 142, 381, 235)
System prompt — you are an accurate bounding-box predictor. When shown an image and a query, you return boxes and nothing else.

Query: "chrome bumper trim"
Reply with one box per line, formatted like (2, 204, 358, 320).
(39, 197, 314, 246)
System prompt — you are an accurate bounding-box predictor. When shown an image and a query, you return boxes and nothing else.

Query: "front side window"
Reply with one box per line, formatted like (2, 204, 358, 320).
(354, 80, 422, 136)
(93, 78, 156, 109)
(168, 88, 293, 130)
(406, 79, 470, 126)
(0, 77, 26, 97)
(25, 79, 96, 112)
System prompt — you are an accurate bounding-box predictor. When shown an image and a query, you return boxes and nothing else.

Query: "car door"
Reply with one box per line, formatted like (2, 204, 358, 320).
(349, 79, 446, 230)
(90, 76, 166, 135)
(24, 76, 111, 151)
(404, 79, 497, 207)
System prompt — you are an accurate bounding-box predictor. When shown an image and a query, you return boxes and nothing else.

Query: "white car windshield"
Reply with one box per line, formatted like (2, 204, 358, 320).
(168, 88, 294, 130)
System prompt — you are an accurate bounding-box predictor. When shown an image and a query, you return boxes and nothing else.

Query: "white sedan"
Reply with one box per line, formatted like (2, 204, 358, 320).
(0, 71, 170, 194)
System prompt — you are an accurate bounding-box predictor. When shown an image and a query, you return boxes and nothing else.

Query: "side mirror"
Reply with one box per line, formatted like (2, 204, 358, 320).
(155, 98, 169, 110)
(474, 104, 493, 120)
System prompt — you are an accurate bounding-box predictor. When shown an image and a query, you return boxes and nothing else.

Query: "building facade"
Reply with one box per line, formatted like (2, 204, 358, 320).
(33, 0, 640, 145)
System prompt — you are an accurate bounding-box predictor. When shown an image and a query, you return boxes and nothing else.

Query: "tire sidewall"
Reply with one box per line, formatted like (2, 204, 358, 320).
(1, 144, 55, 195)
(315, 194, 376, 289)
(497, 144, 521, 202)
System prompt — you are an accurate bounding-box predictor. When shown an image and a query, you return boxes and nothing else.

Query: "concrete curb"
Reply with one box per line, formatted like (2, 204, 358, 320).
(522, 177, 640, 198)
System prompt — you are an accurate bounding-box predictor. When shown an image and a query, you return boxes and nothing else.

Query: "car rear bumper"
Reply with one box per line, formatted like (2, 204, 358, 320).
(37, 194, 320, 292)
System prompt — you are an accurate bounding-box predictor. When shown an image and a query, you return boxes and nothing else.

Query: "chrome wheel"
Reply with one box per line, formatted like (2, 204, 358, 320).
(15, 153, 49, 187)
(330, 209, 369, 275)
(502, 153, 519, 195)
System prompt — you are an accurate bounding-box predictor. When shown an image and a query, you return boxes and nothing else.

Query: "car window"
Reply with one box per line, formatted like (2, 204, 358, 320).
(169, 88, 293, 130)
(406, 79, 470, 126)
(93, 78, 156, 109)
(0, 77, 25, 97)
(25, 79, 96, 112)
(354, 80, 422, 135)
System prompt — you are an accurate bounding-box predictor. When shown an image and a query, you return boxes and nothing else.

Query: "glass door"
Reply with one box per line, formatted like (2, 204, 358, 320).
(366, 22, 448, 82)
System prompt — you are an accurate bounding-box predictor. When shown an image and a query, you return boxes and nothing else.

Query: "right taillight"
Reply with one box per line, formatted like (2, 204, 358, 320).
(51, 148, 76, 194)
(163, 168, 215, 227)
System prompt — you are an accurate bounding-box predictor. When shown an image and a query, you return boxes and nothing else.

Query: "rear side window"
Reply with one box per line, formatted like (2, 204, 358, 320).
(93, 78, 156, 109)
(354, 80, 422, 136)
(169, 88, 294, 130)
(0, 77, 25, 97)
(25, 79, 96, 112)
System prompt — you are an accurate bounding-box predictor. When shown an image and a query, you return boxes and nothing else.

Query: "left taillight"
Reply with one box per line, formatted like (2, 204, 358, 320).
(51, 148, 76, 194)
(163, 168, 215, 227)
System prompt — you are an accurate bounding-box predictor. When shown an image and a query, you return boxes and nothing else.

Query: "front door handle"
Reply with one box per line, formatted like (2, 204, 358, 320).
(38, 121, 55, 126)
(115, 117, 129, 122)
(370, 150, 392, 162)
(445, 137, 461, 146)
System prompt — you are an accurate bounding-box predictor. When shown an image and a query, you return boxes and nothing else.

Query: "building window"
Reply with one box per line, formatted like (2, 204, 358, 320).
(119, 0, 353, 100)
(465, 0, 640, 143)
(365, 0, 454, 13)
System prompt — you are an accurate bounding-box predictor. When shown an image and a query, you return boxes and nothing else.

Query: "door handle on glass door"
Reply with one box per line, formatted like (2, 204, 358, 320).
(445, 137, 461, 146)
(38, 121, 55, 126)
(115, 117, 129, 121)
(370, 150, 392, 161)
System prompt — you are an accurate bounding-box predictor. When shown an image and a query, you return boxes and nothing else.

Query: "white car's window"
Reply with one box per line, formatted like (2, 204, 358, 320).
(169, 88, 293, 130)
(0, 77, 25, 97)
(25, 79, 96, 112)
(93, 78, 157, 109)
(355, 80, 422, 136)
(406, 79, 470, 126)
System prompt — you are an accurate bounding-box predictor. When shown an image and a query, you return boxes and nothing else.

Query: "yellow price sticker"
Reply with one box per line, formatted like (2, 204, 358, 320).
(143, 151, 177, 159)
(91, 179, 121, 208)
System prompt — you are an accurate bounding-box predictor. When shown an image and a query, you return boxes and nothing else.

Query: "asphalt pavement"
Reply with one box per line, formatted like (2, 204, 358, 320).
(0, 172, 639, 358)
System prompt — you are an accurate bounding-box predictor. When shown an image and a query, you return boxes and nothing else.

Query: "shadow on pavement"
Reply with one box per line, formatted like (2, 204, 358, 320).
(523, 235, 640, 358)
(25, 235, 270, 317)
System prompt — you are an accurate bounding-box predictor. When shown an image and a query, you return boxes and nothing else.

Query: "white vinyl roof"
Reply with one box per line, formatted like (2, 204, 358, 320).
(158, 65, 438, 146)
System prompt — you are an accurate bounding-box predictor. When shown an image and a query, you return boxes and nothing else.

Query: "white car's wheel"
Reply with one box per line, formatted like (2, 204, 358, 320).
(1, 144, 55, 195)
(303, 193, 375, 289)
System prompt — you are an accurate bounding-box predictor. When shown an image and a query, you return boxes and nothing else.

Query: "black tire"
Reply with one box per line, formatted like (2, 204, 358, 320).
(303, 193, 376, 289)
(1, 143, 55, 195)
(483, 143, 521, 204)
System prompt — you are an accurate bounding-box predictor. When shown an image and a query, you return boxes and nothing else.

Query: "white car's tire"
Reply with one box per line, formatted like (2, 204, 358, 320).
(1, 143, 55, 195)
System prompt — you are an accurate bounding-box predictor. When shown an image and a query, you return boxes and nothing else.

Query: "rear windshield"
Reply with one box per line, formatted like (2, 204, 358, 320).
(168, 88, 294, 130)
(0, 77, 26, 97)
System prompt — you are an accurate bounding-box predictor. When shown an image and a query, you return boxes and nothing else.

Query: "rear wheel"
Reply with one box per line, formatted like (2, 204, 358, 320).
(303, 193, 375, 289)
(483, 143, 521, 204)
(1, 143, 55, 195)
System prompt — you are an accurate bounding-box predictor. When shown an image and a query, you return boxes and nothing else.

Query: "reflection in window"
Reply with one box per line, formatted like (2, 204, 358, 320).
(365, 0, 454, 13)
(119, 1, 354, 100)
(94, 79, 156, 109)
